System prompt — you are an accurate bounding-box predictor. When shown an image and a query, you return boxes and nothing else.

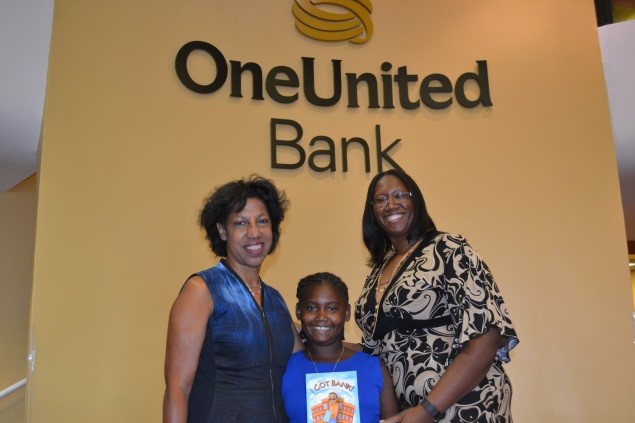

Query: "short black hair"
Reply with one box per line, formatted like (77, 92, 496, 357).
(362, 169, 436, 267)
(198, 174, 288, 256)
(296, 272, 349, 305)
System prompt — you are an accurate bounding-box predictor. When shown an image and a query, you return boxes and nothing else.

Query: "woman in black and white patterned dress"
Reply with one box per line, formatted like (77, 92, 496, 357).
(355, 169, 519, 423)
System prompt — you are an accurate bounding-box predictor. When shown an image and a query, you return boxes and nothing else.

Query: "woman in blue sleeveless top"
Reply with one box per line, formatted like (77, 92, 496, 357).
(164, 175, 302, 423)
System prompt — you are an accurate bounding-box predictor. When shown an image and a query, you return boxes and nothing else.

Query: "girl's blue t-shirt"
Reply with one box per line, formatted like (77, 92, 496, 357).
(282, 351, 384, 423)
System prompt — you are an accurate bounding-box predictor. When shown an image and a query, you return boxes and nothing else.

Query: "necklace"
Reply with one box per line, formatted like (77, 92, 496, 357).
(375, 238, 423, 295)
(377, 284, 389, 293)
(376, 279, 390, 293)
(371, 238, 423, 338)
(306, 345, 345, 373)
(245, 280, 262, 296)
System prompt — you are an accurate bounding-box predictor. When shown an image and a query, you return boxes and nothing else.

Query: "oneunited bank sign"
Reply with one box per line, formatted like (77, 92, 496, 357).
(174, 1, 492, 173)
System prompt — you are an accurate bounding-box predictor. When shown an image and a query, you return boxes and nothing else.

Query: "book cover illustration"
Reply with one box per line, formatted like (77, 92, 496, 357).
(305, 370, 360, 423)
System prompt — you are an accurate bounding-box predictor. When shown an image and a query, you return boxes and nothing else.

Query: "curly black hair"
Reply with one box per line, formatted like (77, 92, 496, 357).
(362, 169, 437, 267)
(198, 174, 288, 257)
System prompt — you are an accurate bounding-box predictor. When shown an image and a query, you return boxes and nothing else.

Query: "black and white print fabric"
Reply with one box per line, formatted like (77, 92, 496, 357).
(355, 233, 519, 422)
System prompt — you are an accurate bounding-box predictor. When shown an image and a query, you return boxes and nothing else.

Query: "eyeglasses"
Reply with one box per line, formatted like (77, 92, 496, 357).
(370, 191, 412, 209)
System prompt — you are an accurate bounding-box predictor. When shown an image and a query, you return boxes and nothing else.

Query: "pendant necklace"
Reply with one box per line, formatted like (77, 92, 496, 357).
(306, 345, 345, 373)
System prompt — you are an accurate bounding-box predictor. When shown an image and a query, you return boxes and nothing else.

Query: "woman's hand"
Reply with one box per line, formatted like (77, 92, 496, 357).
(380, 406, 432, 423)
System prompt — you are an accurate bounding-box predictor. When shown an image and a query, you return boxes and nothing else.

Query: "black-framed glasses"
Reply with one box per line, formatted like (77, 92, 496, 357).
(370, 191, 412, 209)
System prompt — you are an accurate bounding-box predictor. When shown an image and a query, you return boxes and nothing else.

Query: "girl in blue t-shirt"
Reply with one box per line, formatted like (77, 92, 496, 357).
(282, 272, 398, 423)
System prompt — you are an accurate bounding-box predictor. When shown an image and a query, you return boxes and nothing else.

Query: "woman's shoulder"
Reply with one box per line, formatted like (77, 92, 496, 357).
(179, 264, 221, 293)
(430, 232, 471, 248)
(193, 261, 226, 281)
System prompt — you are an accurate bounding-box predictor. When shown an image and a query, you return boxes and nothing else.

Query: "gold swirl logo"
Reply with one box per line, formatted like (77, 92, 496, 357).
(292, 0, 373, 44)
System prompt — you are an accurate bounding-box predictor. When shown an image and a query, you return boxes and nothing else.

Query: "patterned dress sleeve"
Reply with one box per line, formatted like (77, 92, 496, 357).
(441, 234, 519, 363)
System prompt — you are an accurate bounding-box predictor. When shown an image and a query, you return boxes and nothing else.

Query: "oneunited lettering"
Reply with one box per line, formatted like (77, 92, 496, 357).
(175, 41, 493, 111)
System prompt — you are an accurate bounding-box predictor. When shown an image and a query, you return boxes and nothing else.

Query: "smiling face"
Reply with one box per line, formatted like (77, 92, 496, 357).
(216, 197, 272, 280)
(296, 283, 350, 348)
(372, 174, 414, 248)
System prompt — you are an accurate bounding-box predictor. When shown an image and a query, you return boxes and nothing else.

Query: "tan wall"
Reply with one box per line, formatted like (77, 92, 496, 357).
(0, 175, 36, 423)
(30, 1, 635, 422)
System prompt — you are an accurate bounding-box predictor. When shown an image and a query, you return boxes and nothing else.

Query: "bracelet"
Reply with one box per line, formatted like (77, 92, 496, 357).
(421, 398, 442, 421)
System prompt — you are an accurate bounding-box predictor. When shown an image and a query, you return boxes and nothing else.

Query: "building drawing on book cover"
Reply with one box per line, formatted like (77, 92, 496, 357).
(306, 370, 360, 423)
